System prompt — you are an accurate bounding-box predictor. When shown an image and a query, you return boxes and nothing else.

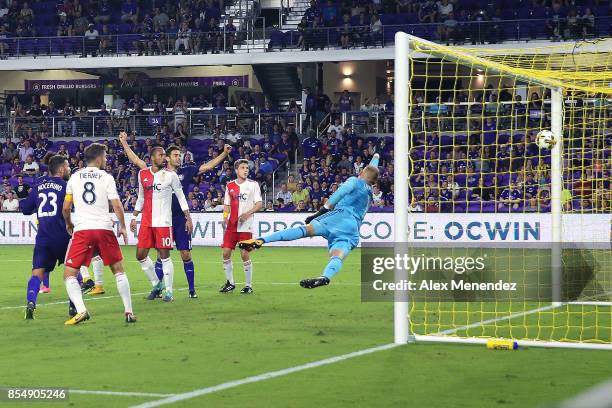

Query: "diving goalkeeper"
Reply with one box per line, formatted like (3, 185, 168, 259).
(239, 154, 380, 289)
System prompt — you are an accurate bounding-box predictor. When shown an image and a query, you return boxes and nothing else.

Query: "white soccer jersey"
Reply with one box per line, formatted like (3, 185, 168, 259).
(224, 178, 262, 233)
(66, 167, 119, 232)
(136, 167, 189, 227)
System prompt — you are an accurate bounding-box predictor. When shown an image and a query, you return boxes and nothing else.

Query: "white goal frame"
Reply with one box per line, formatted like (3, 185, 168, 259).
(392, 32, 612, 350)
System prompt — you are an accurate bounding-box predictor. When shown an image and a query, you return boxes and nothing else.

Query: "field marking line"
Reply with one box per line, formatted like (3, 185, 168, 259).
(128, 343, 399, 408)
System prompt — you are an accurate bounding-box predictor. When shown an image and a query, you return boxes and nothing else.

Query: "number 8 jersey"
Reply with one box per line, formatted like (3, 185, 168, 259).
(66, 166, 120, 232)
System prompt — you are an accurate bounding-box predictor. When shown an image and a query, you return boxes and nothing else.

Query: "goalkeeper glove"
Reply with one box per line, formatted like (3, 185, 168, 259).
(305, 207, 329, 224)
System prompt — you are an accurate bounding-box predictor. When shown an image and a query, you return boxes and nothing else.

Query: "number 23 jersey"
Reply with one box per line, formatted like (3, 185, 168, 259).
(66, 166, 120, 232)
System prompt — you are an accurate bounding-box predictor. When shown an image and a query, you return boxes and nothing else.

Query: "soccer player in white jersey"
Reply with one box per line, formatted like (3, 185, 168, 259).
(131, 146, 192, 302)
(62, 143, 135, 325)
(219, 159, 262, 294)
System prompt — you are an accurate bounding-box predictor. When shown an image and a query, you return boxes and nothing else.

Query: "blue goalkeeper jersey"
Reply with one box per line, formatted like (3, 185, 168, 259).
(20, 176, 71, 245)
(327, 176, 372, 224)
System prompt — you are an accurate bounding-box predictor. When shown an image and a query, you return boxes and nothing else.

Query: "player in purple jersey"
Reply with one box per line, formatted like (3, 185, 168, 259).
(22, 155, 71, 319)
(119, 132, 232, 298)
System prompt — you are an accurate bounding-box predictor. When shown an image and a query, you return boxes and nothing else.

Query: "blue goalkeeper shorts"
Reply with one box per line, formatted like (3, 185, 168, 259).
(309, 209, 360, 257)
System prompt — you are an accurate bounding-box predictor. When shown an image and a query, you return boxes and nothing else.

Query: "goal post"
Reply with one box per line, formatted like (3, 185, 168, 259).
(392, 32, 612, 350)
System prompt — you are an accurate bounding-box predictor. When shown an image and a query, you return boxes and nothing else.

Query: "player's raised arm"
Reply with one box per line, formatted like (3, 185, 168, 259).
(170, 171, 193, 234)
(198, 144, 232, 174)
(119, 131, 146, 170)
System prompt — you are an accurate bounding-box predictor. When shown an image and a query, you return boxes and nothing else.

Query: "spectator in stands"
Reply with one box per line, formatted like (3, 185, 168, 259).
(264, 200, 274, 212)
(18, 140, 34, 162)
(2, 190, 18, 211)
(292, 182, 310, 204)
(153, 7, 169, 29)
(83, 24, 100, 57)
(121, 0, 139, 23)
(174, 21, 192, 54)
(322, 0, 338, 26)
(203, 17, 221, 54)
(14, 175, 30, 199)
(302, 131, 321, 159)
(581, 8, 595, 38)
(22, 155, 39, 176)
(2, 141, 16, 162)
(0, 25, 9, 59)
(296, 17, 307, 50)
(224, 17, 236, 53)
(56, 12, 72, 37)
(276, 182, 292, 204)
(294, 200, 308, 212)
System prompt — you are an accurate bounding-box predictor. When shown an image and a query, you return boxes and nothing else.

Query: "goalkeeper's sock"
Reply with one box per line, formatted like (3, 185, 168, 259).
(223, 259, 234, 284)
(76, 272, 83, 285)
(261, 226, 307, 243)
(183, 260, 195, 292)
(26, 275, 41, 304)
(322, 256, 343, 279)
(42, 272, 50, 288)
(155, 259, 164, 281)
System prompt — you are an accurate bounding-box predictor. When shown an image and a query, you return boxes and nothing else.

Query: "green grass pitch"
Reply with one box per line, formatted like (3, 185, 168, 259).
(1, 245, 611, 408)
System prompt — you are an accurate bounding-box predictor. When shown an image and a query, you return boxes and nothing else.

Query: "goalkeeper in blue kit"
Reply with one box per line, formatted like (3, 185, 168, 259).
(240, 154, 380, 288)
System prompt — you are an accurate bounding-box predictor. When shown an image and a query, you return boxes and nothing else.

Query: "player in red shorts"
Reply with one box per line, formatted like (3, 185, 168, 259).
(62, 143, 134, 325)
(219, 159, 262, 294)
(131, 146, 192, 302)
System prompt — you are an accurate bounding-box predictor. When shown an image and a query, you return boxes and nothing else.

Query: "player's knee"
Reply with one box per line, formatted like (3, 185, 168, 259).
(180, 251, 191, 262)
(329, 249, 345, 259)
(305, 224, 315, 237)
(240, 250, 250, 261)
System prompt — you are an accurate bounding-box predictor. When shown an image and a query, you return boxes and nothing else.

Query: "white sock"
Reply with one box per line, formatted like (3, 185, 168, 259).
(139, 257, 159, 287)
(92, 256, 104, 285)
(244, 260, 253, 287)
(65, 276, 86, 314)
(161, 257, 174, 293)
(223, 259, 234, 284)
(79, 266, 91, 280)
(114, 272, 133, 314)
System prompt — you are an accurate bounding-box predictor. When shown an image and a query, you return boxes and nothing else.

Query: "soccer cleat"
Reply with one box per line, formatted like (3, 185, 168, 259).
(81, 279, 95, 294)
(89, 285, 106, 295)
(240, 286, 253, 294)
(219, 280, 236, 293)
(188, 290, 198, 298)
(125, 312, 137, 323)
(146, 282, 164, 300)
(64, 311, 90, 325)
(238, 239, 264, 251)
(163, 291, 174, 302)
(39, 285, 50, 294)
(24, 302, 35, 320)
(300, 276, 330, 289)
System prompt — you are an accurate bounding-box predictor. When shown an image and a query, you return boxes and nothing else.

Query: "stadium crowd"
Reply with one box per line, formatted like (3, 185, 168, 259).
(0, 0, 605, 57)
(0, 85, 607, 214)
(272, 0, 609, 50)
